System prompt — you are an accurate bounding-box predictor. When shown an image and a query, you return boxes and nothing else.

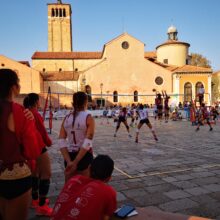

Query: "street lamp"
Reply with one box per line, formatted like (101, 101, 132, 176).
(100, 83, 103, 108)
(82, 75, 86, 92)
(106, 90, 109, 107)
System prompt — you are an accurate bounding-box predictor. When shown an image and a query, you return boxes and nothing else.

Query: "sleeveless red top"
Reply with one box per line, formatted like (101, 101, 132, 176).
(0, 101, 26, 172)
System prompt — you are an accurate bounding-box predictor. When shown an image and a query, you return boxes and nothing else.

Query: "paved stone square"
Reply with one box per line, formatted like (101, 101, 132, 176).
(29, 118, 220, 219)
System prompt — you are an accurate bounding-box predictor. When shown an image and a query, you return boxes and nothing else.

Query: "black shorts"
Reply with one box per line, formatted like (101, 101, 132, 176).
(140, 118, 150, 124)
(64, 151, 93, 171)
(157, 105, 163, 110)
(118, 116, 126, 123)
(165, 106, 170, 111)
(0, 176, 32, 200)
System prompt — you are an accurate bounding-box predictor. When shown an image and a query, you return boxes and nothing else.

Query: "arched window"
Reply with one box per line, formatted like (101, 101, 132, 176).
(63, 9, 66, 17)
(52, 8, 55, 17)
(55, 9, 59, 17)
(85, 85, 92, 102)
(59, 8, 62, 17)
(113, 91, 118, 103)
(184, 82, 192, 102)
(134, 91, 138, 102)
(195, 82, 203, 102)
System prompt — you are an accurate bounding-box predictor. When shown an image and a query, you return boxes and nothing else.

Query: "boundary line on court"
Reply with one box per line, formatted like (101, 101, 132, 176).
(51, 128, 220, 179)
(111, 163, 220, 179)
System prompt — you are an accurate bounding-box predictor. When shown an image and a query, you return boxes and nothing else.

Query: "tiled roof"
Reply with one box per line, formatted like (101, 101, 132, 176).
(144, 51, 157, 58)
(212, 71, 220, 76)
(41, 71, 79, 81)
(18, 61, 30, 67)
(156, 40, 190, 49)
(147, 59, 178, 71)
(32, 52, 102, 59)
(173, 65, 212, 73)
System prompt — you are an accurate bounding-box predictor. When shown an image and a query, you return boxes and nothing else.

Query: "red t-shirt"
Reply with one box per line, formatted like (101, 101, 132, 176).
(31, 109, 52, 147)
(51, 175, 117, 220)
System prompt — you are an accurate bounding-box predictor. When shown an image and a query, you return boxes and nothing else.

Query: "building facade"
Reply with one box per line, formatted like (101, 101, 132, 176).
(31, 0, 212, 107)
(0, 55, 42, 94)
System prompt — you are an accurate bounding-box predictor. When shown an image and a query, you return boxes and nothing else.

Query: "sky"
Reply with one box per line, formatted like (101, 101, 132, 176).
(0, 0, 220, 71)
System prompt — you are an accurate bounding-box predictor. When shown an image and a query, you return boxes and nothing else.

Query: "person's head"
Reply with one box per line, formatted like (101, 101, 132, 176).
(76, 152, 93, 176)
(72, 92, 88, 111)
(122, 107, 126, 113)
(23, 93, 40, 109)
(201, 103, 205, 107)
(0, 69, 20, 101)
(90, 155, 114, 182)
(139, 104, 144, 110)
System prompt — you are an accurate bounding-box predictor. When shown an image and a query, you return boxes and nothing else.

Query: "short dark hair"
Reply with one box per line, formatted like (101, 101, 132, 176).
(77, 152, 93, 171)
(23, 93, 39, 108)
(91, 155, 114, 181)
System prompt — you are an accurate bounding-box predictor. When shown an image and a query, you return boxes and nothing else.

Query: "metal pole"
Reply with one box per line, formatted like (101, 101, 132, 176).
(100, 83, 103, 109)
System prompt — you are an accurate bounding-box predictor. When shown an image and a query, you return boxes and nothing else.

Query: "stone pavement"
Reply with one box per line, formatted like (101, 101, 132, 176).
(29, 118, 220, 219)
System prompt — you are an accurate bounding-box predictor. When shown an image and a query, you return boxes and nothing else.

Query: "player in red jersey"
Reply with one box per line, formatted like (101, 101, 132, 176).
(51, 155, 117, 220)
(23, 93, 53, 216)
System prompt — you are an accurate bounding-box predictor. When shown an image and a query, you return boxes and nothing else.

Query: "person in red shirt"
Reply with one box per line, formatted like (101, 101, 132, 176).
(196, 103, 213, 131)
(23, 93, 53, 216)
(114, 107, 132, 138)
(0, 69, 44, 220)
(51, 155, 117, 220)
(162, 90, 170, 123)
(155, 92, 163, 122)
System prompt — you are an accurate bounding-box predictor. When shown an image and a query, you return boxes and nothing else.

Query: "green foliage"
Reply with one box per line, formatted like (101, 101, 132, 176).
(212, 74, 220, 102)
(190, 53, 211, 68)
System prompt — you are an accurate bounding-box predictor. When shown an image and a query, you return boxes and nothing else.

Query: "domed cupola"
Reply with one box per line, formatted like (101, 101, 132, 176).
(156, 26, 190, 66)
(167, 25, 178, 41)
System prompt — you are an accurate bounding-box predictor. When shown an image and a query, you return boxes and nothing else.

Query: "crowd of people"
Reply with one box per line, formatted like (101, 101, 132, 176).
(0, 68, 219, 220)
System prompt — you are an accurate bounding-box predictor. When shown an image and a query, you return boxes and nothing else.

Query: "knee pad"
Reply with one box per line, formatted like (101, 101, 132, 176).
(32, 177, 39, 191)
(126, 125, 129, 130)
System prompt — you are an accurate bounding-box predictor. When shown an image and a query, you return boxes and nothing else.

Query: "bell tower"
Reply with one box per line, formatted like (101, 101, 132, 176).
(48, 0, 72, 52)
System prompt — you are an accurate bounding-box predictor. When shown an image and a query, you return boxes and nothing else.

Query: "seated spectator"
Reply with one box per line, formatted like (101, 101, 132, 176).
(51, 155, 117, 220)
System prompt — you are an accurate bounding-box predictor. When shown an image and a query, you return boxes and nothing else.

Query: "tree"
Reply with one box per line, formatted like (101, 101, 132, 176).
(212, 74, 220, 103)
(190, 53, 211, 68)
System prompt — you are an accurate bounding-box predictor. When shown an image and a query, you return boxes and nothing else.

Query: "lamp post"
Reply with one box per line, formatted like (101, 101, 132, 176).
(106, 90, 109, 107)
(82, 75, 86, 92)
(100, 83, 103, 109)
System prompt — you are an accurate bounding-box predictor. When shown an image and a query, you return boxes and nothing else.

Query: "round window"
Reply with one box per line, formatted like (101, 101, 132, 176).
(155, 76, 163, 85)
(122, 41, 129, 49)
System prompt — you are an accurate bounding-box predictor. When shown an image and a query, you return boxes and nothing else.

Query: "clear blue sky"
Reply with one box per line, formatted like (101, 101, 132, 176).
(1, 0, 220, 71)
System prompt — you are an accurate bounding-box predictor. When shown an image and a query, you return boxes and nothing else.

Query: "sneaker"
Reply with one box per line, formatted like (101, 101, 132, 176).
(128, 134, 132, 138)
(31, 198, 49, 209)
(31, 199, 39, 209)
(36, 204, 53, 217)
(114, 133, 117, 137)
(154, 136, 158, 141)
(135, 137, 138, 143)
(209, 127, 213, 131)
(196, 127, 199, 131)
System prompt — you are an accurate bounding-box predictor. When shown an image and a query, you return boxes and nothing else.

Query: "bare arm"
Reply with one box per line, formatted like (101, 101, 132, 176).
(59, 118, 71, 164)
(65, 115, 95, 177)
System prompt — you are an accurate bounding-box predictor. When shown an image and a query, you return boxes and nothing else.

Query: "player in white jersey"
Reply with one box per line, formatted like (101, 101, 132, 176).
(135, 104, 158, 143)
(58, 92, 95, 181)
(130, 104, 138, 127)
